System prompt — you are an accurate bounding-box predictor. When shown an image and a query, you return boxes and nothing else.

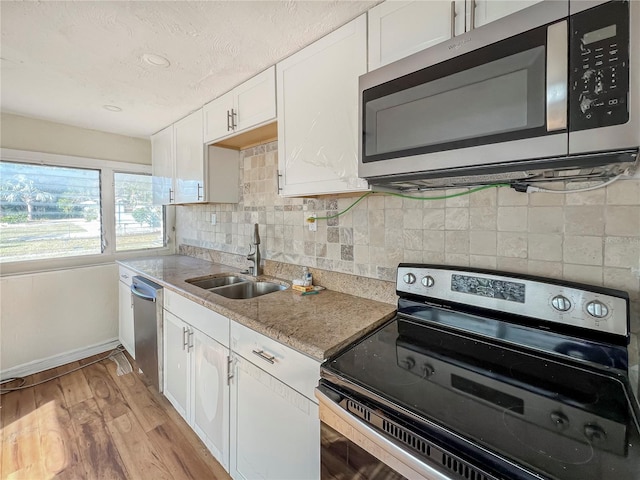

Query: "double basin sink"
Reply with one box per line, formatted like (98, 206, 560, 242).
(186, 274, 287, 300)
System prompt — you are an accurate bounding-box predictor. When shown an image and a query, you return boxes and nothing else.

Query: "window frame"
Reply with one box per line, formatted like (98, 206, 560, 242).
(0, 148, 175, 275)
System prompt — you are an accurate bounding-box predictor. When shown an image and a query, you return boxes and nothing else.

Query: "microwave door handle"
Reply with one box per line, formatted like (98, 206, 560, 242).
(546, 20, 568, 131)
(450, 1, 456, 38)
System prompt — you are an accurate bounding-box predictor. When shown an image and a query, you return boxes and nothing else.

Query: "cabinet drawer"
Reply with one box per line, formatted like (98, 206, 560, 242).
(118, 265, 136, 287)
(164, 289, 230, 347)
(231, 321, 320, 402)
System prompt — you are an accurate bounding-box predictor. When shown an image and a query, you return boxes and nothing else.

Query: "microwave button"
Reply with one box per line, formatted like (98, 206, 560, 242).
(580, 97, 594, 113)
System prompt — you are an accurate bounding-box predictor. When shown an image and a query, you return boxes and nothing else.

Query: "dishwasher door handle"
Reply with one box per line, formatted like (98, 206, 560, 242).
(131, 284, 156, 302)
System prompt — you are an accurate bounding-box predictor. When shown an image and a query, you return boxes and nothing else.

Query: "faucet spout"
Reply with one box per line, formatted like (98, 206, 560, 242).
(246, 223, 262, 276)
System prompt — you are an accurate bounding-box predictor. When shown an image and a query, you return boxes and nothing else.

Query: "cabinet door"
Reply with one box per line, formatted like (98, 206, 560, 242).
(234, 66, 276, 133)
(151, 125, 174, 205)
(174, 110, 205, 204)
(192, 330, 230, 470)
(472, 0, 544, 29)
(163, 311, 190, 420)
(230, 354, 320, 480)
(368, 0, 465, 70)
(203, 91, 235, 144)
(118, 280, 135, 358)
(276, 14, 369, 197)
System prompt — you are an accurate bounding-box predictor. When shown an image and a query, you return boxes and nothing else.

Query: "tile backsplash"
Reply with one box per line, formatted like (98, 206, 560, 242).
(176, 141, 640, 331)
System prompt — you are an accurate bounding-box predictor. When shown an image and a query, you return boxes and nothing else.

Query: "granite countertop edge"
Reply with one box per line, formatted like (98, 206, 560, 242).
(118, 255, 397, 362)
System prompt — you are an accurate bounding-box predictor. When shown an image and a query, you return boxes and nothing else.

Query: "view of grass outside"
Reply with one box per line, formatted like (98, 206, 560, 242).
(0, 162, 164, 262)
(114, 172, 164, 252)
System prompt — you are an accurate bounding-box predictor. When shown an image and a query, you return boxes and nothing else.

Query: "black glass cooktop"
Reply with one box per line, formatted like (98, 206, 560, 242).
(322, 315, 640, 480)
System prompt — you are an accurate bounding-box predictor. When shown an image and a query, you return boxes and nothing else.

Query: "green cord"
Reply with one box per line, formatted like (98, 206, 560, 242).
(314, 192, 374, 220)
(311, 184, 509, 222)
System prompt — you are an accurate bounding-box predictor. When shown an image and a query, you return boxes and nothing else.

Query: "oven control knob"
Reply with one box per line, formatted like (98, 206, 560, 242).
(551, 295, 572, 312)
(584, 424, 607, 443)
(586, 300, 609, 318)
(550, 411, 570, 431)
(421, 276, 435, 288)
(403, 273, 416, 285)
(400, 357, 415, 370)
(422, 364, 435, 378)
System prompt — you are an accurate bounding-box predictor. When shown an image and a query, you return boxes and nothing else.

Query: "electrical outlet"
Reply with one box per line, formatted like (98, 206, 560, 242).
(308, 213, 317, 232)
(211, 213, 217, 225)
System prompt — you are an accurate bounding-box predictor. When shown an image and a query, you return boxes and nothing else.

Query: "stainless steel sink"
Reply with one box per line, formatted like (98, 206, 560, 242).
(186, 275, 245, 290)
(212, 281, 287, 299)
(185, 274, 287, 299)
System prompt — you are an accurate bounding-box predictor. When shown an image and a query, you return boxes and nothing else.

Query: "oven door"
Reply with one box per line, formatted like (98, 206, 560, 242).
(359, 1, 569, 181)
(315, 384, 464, 480)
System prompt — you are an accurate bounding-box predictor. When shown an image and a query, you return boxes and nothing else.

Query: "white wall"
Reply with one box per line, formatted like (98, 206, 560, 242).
(0, 263, 119, 377)
(0, 114, 149, 376)
(1, 112, 151, 165)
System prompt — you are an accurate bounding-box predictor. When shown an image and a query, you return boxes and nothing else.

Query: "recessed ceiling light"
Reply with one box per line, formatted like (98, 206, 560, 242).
(103, 105, 122, 112)
(142, 53, 171, 68)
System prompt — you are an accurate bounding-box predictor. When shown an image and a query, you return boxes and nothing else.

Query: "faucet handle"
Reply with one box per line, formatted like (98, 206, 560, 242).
(252, 223, 261, 245)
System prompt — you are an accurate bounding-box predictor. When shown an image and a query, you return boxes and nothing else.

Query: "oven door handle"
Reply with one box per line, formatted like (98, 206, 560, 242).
(315, 387, 454, 480)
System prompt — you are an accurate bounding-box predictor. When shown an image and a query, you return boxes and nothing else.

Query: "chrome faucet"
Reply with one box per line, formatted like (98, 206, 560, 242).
(246, 223, 262, 276)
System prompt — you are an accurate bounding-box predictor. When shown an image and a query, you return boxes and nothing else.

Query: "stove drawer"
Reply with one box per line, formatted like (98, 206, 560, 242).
(231, 321, 320, 401)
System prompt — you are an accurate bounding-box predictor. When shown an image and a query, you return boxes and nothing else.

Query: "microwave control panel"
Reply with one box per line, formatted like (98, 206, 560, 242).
(570, 0, 629, 132)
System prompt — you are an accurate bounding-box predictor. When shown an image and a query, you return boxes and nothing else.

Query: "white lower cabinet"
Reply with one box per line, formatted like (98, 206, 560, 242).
(117, 266, 135, 358)
(192, 328, 230, 467)
(163, 291, 230, 470)
(230, 354, 320, 480)
(230, 321, 320, 480)
(163, 311, 190, 419)
(162, 290, 321, 480)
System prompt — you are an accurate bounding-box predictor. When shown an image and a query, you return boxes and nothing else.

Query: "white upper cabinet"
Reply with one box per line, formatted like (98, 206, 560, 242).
(203, 90, 234, 144)
(203, 67, 276, 144)
(368, 1, 465, 70)
(368, 0, 545, 70)
(234, 68, 276, 133)
(174, 109, 205, 204)
(151, 124, 175, 205)
(276, 14, 369, 197)
(152, 110, 239, 205)
(472, 0, 544, 29)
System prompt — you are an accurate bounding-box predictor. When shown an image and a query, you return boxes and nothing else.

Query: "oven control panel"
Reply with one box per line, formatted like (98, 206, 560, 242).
(396, 265, 629, 337)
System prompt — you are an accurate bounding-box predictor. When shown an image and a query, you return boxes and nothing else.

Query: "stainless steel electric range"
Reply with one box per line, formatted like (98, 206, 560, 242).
(316, 264, 639, 480)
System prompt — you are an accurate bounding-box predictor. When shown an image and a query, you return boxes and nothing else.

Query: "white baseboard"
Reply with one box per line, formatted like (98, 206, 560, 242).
(1, 338, 121, 380)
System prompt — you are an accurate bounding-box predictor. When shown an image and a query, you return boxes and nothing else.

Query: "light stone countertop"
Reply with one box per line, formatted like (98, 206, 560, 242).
(118, 255, 397, 361)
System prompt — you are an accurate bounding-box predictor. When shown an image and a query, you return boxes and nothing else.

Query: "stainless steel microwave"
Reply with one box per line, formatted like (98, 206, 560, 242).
(359, 0, 639, 190)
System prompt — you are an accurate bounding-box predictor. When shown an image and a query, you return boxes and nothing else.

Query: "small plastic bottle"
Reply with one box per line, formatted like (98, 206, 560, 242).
(302, 266, 313, 287)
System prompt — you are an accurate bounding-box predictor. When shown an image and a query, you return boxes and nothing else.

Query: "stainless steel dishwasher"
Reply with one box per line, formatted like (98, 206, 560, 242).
(130, 276, 163, 391)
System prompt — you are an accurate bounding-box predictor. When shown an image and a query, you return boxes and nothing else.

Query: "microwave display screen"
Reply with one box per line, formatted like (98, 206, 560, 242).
(583, 24, 616, 45)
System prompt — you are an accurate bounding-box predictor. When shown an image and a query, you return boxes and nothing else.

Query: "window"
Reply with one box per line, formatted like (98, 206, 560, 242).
(0, 161, 102, 262)
(114, 172, 164, 251)
(0, 150, 170, 270)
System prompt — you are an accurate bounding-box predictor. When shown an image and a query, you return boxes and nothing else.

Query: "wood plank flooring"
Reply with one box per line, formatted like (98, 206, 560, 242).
(1, 351, 231, 480)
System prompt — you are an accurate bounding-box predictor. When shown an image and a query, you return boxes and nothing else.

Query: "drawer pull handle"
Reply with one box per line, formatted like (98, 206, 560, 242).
(252, 349, 275, 364)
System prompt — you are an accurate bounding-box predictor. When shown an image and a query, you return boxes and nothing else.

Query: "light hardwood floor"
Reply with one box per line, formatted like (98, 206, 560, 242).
(1, 351, 231, 480)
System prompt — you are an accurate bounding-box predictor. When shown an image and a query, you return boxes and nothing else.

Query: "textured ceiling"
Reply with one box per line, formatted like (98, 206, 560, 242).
(0, 1, 378, 139)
